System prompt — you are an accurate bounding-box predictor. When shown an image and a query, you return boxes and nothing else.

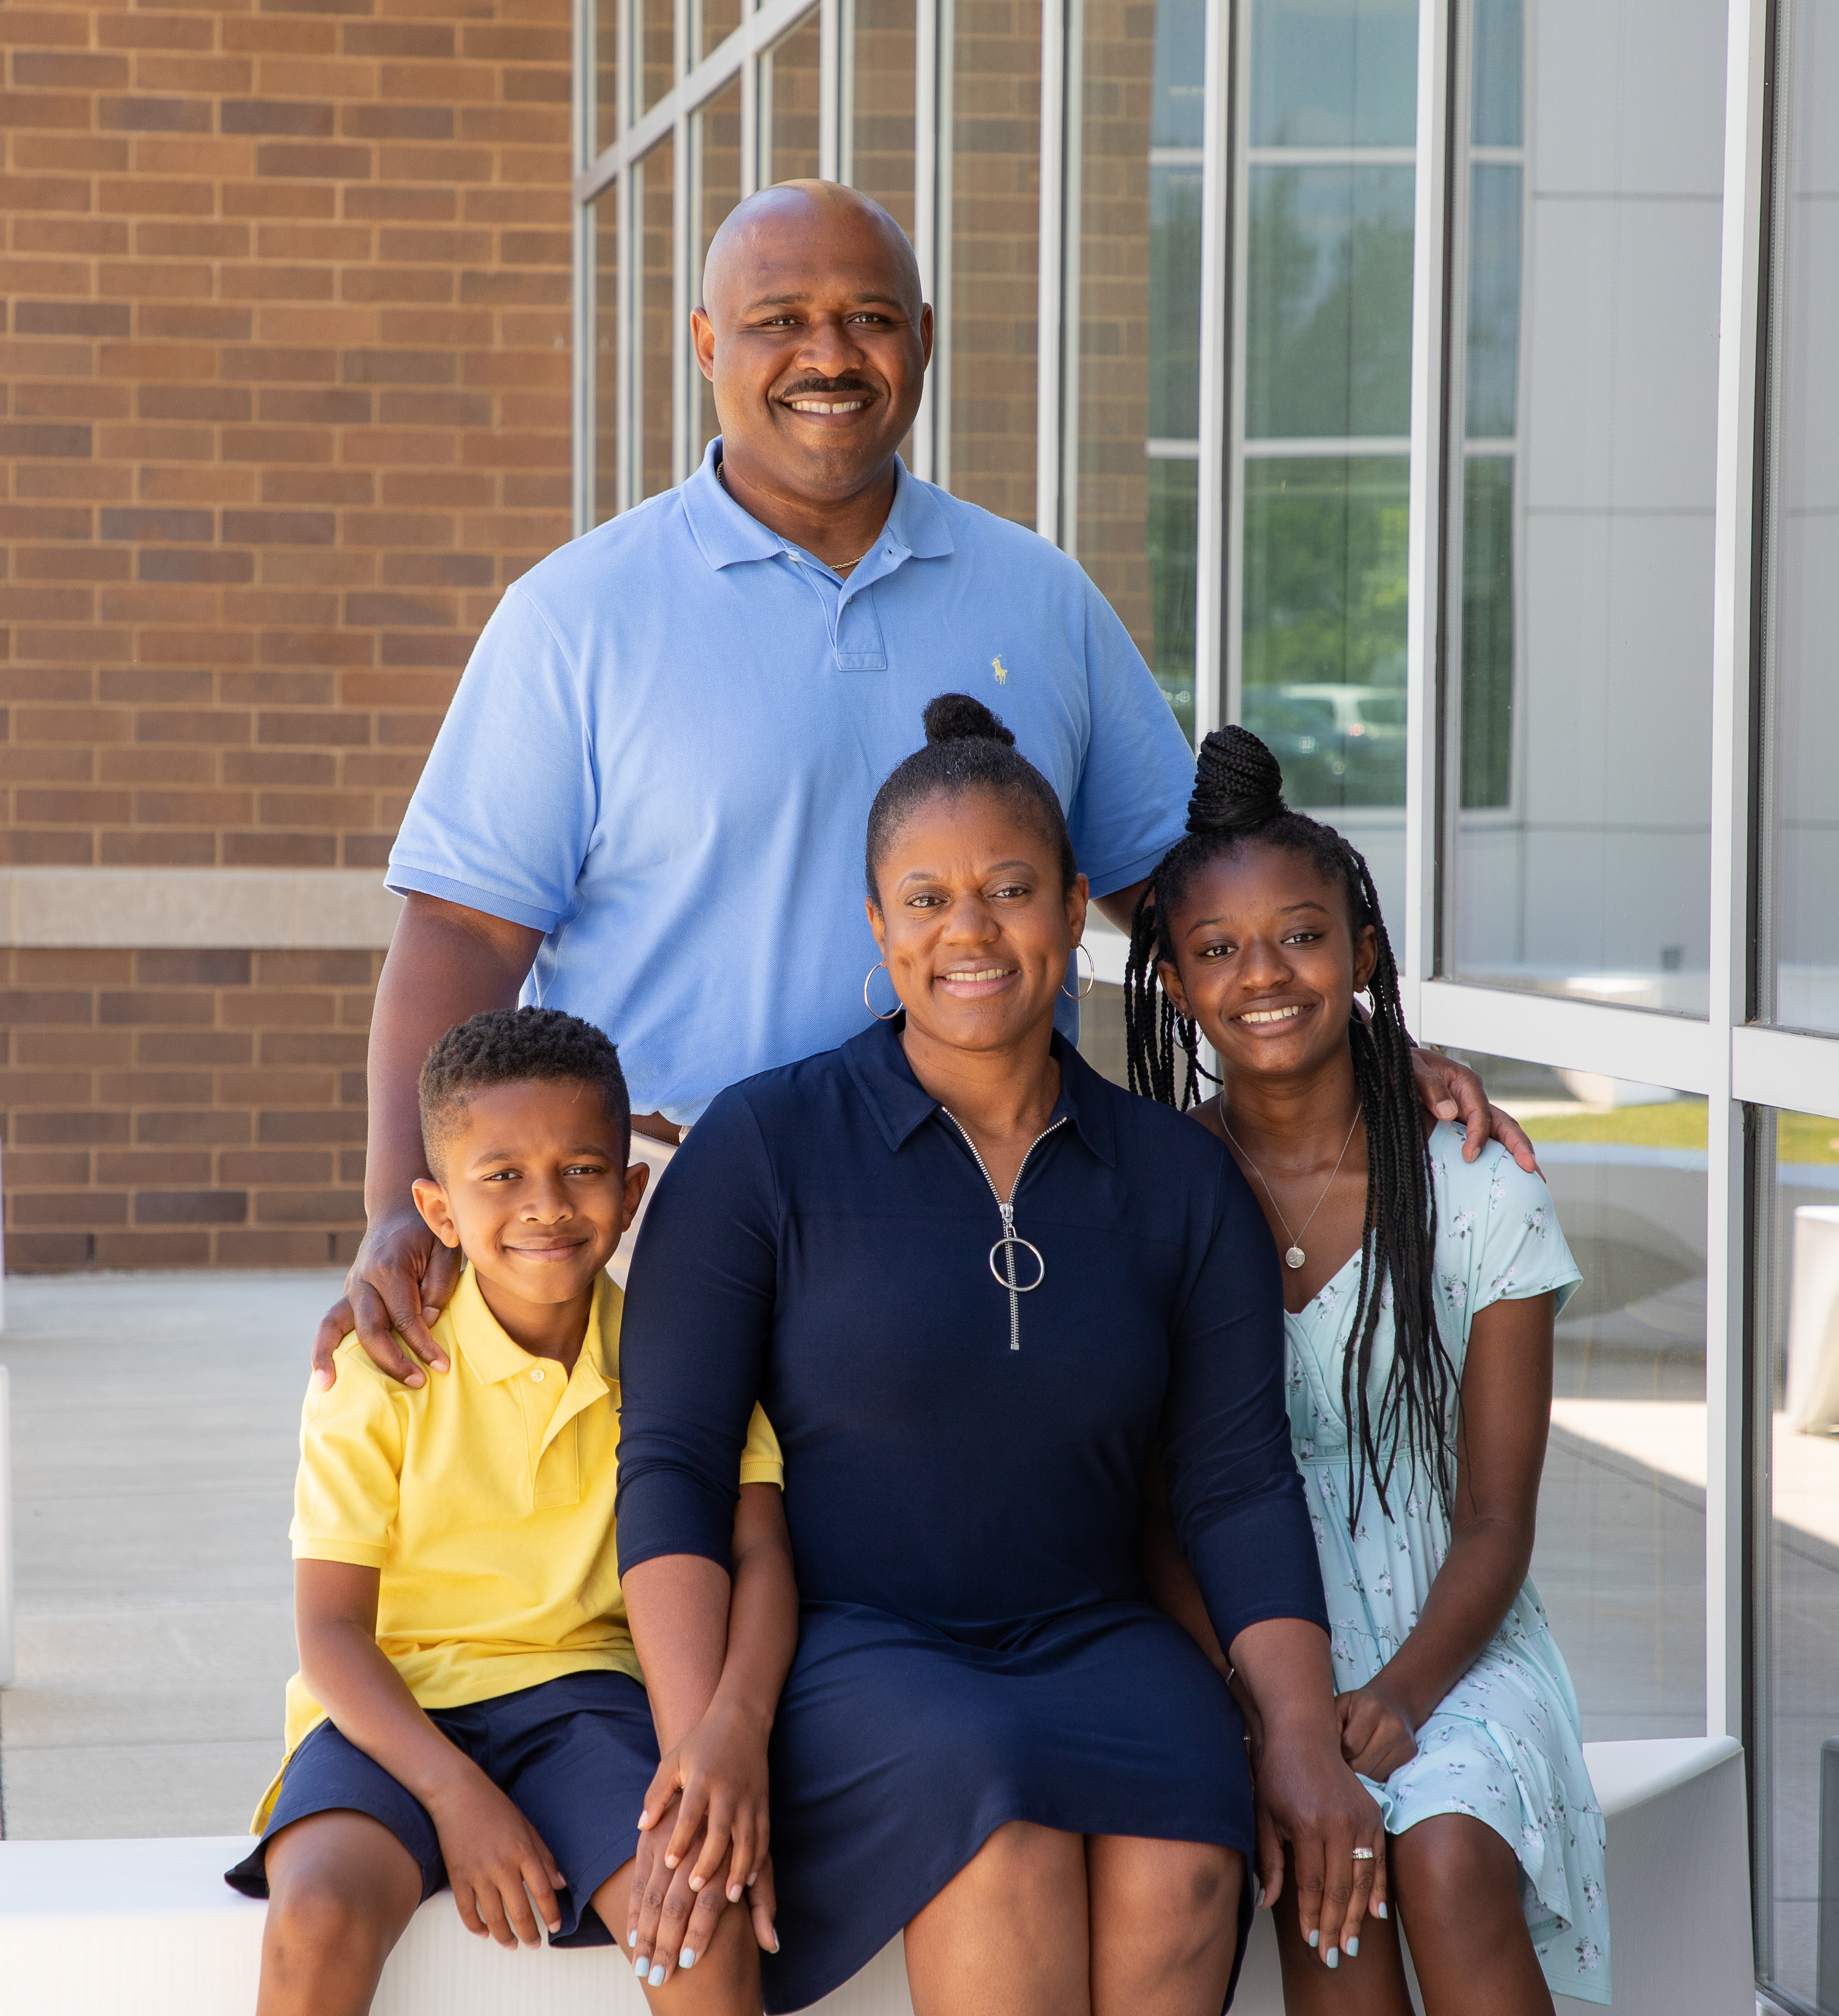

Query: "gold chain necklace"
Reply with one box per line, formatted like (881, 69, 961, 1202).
(1220, 1107, 1362, 1271)
(717, 463, 872, 571)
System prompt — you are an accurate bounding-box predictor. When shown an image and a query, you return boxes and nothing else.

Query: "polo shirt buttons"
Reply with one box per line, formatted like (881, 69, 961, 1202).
(530, 1368, 545, 1382)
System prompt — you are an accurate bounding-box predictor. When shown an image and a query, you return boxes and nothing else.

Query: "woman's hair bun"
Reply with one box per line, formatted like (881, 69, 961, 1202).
(1186, 723, 1287, 835)
(922, 692, 1016, 749)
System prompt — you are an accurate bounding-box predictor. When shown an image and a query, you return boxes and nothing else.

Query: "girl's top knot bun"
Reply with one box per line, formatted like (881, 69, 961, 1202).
(922, 692, 1016, 749)
(1186, 723, 1287, 835)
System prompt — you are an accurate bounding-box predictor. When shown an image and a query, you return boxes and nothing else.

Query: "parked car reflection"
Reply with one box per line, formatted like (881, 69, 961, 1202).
(1243, 682, 1407, 807)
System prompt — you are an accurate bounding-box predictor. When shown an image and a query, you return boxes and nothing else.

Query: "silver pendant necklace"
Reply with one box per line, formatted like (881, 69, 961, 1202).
(1220, 1107, 1362, 1271)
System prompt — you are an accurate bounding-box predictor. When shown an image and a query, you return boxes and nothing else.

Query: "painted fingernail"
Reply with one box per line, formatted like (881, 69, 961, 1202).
(628, 1929, 638, 1946)
(1308, 1929, 1320, 1949)
(680, 1948, 697, 1969)
(729, 1885, 743, 1903)
(1373, 1901, 1388, 1921)
(1346, 1937, 1359, 1958)
(664, 1854, 678, 1869)
(1325, 1947, 1339, 1970)
(1253, 1882, 1266, 1909)
(772, 1934, 782, 1953)
(688, 1875, 703, 1891)
(649, 1963, 666, 1986)
(638, 1810, 652, 1829)
(634, 1954, 647, 1977)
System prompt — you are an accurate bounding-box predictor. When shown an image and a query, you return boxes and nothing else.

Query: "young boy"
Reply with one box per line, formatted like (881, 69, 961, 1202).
(227, 1007, 796, 2015)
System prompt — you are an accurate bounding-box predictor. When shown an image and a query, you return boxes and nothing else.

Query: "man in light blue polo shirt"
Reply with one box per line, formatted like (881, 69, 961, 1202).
(314, 180, 1514, 1383)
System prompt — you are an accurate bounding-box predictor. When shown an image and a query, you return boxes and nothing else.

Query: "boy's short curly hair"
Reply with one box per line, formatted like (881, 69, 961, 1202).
(418, 1006, 630, 1177)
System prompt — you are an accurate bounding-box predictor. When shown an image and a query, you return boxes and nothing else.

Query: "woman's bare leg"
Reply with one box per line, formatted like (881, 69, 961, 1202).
(1390, 1816, 1552, 2016)
(257, 1810, 423, 2016)
(903, 1820, 1092, 2016)
(590, 1859, 763, 2016)
(1086, 1834, 1242, 2016)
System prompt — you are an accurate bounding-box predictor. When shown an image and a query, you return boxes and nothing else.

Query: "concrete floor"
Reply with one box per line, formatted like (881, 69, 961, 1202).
(0, 1267, 1726, 1841)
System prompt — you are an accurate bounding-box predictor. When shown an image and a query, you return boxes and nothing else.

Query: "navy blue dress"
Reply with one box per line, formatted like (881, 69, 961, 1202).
(616, 1021, 1328, 2012)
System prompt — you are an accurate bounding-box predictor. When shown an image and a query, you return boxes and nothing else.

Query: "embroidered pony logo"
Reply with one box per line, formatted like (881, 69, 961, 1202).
(992, 655, 1009, 684)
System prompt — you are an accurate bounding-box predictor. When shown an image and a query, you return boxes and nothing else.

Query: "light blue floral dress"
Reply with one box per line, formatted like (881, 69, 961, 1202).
(1285, 1123, 1609, 2002)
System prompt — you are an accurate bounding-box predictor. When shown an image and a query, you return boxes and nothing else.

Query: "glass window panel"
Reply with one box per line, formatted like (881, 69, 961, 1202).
(692, 81, 744, 464)
(1444, 0, 1724, 1011)
(1075, 0, 1203, 745)
(1075, 976, 1131, 1087)
(595, 0, 620, 155)
(643, 0, 674, 111)
(949, 0, 1041, 525)
(1445, 1051, 1708, 1737)
(853, 0, 918, 237)
(1469, 0, 1522, 147)
(695, 0, 744, 61)
(1248, 0, 1418, 150)
(1464, 161, 1522, 439)
(1244, 165, 1415, 442)
(1763, 0, 1839, 1035)
(639, 138, 676, 502)
(1240, 453, 1409, 810)
(595, 190, 620, 524)
(1754, 1104, 1839, 2007)
(1459, 451, 1514, 809)
(764, 12, 823, 186)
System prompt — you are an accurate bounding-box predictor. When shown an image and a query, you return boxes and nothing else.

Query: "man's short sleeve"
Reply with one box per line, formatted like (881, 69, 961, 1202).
(739, 1404, 784, 1489)
(290, 1341, 408, 1569)
(386, 583, 597, 933)
(1065, 584, 1197, 897)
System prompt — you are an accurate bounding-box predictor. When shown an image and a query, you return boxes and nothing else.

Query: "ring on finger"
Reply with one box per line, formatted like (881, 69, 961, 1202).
(1351, 1847, 1376, 1861)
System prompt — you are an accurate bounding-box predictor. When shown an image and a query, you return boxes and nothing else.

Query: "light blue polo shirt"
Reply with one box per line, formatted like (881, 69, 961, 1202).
(388, 440, 1194, 1124)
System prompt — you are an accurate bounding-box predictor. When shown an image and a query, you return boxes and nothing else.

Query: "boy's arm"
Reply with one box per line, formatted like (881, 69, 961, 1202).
(295, 1558, 565, 1947)
(623, 1482, 798, 1981)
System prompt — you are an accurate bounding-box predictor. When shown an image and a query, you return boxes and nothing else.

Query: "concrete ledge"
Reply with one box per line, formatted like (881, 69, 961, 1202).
(0, 1739, 1756, 2015)
(0, 869, 402, 950)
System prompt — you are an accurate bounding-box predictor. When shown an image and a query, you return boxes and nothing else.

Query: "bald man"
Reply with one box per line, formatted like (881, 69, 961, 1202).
(316, 180, 1518, 1382)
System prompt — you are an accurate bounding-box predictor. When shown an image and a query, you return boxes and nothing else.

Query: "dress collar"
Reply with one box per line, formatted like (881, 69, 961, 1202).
(680, 437, 955, 573)
(841, 1013, 1118, 1168)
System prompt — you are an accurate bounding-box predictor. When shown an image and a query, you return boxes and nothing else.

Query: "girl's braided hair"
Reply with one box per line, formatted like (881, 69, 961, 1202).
(1125, 724, 1454, 1523)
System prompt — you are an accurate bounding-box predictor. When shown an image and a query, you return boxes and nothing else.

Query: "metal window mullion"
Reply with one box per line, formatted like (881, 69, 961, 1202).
(1191, 0, 1231, 743)
(618, 161, 639, 511)
(1058, 0, 1084, 557)
(573, 0, 597, 535)
(742, 50, 761, 194)
(1706, 0, 1771, 1760)
(837, 0, 856, 185)
(674, 106, 694, 485)
(912, 0, 940, 480)
(1401, 0, 1453, 1035)
(820, 0, 841, 179)
(931, 0, 955, 492)
(1034, 0, 1067, 542)
(1220, 0, 1251, 736)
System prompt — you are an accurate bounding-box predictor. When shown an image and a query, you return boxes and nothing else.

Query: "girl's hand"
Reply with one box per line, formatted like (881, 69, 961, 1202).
(1337, 1683, 1419, 1783)
(425, 1767, 565, 1947)
(1253, 1711, 1389, 1967)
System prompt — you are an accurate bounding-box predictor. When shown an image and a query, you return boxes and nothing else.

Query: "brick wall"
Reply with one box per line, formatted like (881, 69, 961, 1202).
(2, 945, 382, 1270)
(0, 0, 574, 874)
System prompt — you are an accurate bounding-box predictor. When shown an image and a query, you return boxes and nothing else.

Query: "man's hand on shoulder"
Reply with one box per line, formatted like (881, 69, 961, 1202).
(312, 1207, 463, 1391)
(1408, 1046, 1540, 1176)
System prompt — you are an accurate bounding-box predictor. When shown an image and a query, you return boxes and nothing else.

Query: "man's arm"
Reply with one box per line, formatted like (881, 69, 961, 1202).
(1092, 876, 1538, 1172)
(312, 893, 542, 1388)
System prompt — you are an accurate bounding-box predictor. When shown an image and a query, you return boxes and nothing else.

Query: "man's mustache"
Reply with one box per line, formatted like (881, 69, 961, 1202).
(777, 378, 878, 400)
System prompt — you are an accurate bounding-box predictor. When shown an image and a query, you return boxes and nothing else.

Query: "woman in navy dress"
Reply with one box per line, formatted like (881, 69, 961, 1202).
(614, 697, 1384, 2016)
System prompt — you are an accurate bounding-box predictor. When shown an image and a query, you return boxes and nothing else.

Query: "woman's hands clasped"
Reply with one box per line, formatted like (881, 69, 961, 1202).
(1336, 1679, 1420, 1784)
(1247, 1697, 1389, 1969)
(626, 1701, 779, 1987)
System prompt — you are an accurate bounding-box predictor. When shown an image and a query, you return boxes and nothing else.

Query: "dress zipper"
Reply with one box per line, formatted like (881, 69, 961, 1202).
(942, 1112, 1068, 1350)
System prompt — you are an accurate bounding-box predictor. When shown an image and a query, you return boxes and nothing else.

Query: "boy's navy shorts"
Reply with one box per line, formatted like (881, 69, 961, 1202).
(224, 1669, 658, 1946)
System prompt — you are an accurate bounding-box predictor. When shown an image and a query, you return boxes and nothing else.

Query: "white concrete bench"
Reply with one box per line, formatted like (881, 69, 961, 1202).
(0, 1738, 1753, 2015)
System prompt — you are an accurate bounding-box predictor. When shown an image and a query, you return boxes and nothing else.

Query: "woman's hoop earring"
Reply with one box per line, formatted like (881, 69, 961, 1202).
(1062, 943, 1096, 1001)
(863, 960, 901, 1021)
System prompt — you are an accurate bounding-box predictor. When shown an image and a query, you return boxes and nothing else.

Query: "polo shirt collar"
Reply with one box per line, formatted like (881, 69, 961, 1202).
(842, 1014, 1117, 1168)
(680, 437, 954, 573)
(448, 1263, 616, 1388)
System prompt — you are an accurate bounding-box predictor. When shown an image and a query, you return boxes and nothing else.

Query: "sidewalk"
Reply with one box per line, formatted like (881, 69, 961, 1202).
(0, 1270, 338, 1839)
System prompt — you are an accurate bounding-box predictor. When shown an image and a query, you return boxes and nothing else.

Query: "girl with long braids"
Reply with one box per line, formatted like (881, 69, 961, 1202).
(1128, 725, 1609, 2015)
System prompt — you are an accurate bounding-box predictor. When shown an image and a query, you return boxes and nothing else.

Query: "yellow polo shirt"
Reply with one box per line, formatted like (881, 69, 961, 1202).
(253, 1263, 782, 1828)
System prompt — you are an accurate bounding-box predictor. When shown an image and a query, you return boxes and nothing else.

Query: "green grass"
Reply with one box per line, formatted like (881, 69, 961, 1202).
(1519, 1101, 1839, 1164)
